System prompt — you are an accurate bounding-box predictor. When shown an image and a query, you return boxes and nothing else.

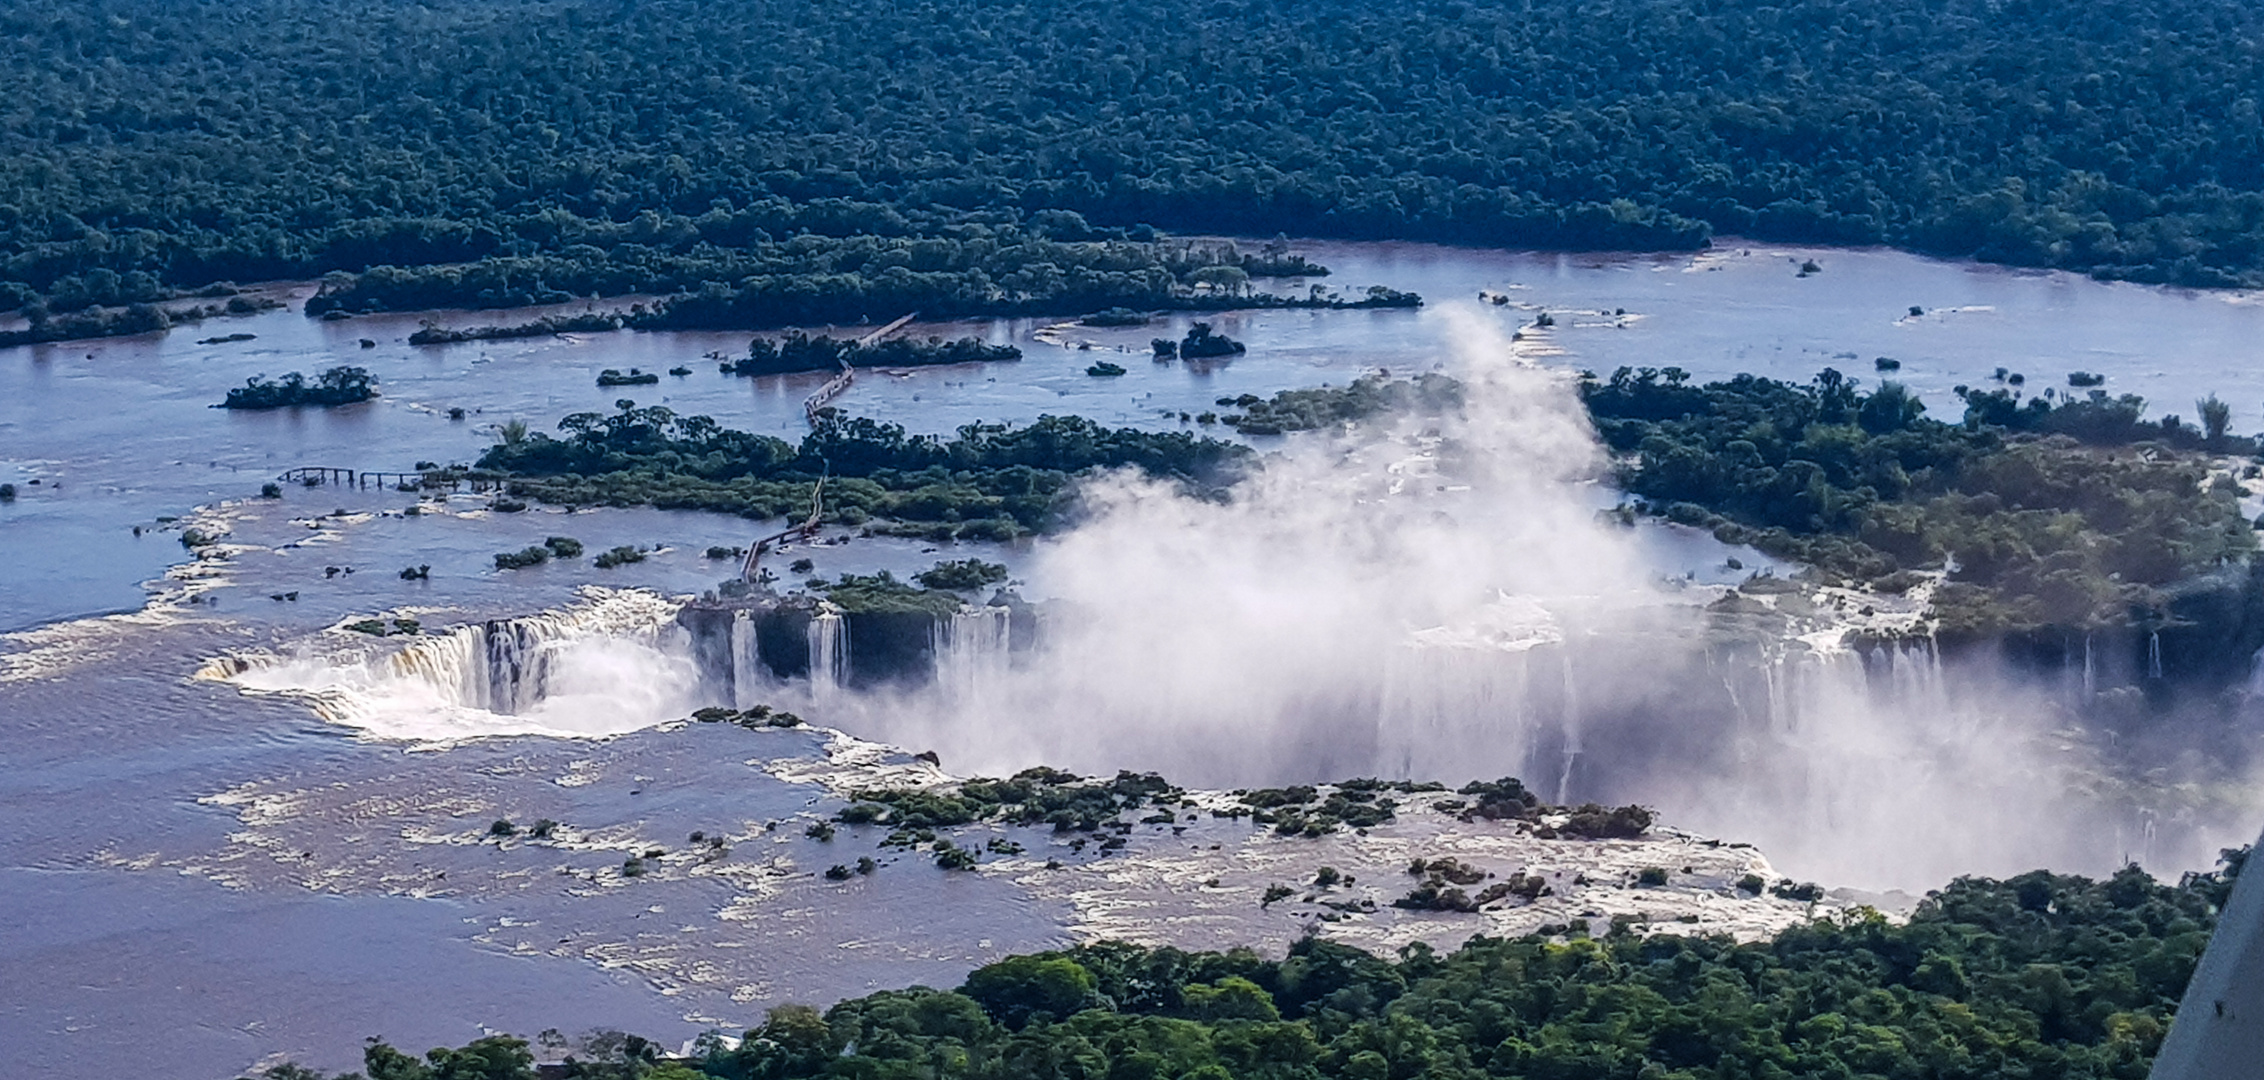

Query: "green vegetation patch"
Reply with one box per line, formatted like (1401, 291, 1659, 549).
(1586, 366, 2257, 637)
(1229, 778, 1447, 836)
(218, 366, 376, 409)
(1452, 776, 1656, 840)
(22, 0, 2264, 350)
(840, 767, 1185, 837)
(722, 332, 1021, 377)
(592, 544, 648, 569)
(1222, 373, 1465, 436)
(1391, 859, 1550, 913)
(689, 705, 804, 730)
(914, 559, 1011, 592)
(479, 405, 1250, 539)
(815, 571, 964, 616)
(492, 546, 550, 570)
(286, 850, 2245, 1080)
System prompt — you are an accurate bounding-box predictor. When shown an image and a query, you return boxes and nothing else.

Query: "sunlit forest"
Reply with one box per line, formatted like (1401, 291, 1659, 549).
(6, 0, 2264, 320)
(266, 861, 2244, 1080)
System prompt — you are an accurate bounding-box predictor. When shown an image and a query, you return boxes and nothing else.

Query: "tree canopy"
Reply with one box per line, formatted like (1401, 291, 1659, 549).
(9, 0, 2264, 324)
(255, 853, 2247, 1080)
(1584, 367, 2258, 638)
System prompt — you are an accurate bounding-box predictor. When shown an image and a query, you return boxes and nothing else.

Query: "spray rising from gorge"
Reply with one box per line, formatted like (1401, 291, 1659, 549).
(217, 310, 2262, 892)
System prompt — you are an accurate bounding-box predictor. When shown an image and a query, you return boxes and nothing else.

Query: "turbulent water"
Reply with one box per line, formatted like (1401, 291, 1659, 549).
(9, 239, 2264, 1079)
(222, 588, 700, 740)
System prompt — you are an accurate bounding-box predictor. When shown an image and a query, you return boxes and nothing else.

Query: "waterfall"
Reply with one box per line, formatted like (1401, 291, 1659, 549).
(2083, 633, 2096, 696)
(223, 588, 701, 739)
(933, 605, 1011, 702)
(1884, 637, 1945, 710)
(730, 609, 765, 709)
(380, 590, 682, 715)
(389, 623, 493, 710)
(1376, 595, 1557, 784)
(2148, 630, 2163, 680)
(1379, 635, 1538, 783)
(1555, 649, 1582, 804)
(807, 607, 847, 698)
(480, 617, 555, 714)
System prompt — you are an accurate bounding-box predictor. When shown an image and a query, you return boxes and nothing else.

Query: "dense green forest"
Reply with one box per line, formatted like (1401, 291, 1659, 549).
(1165, 368, 2255, 642)
(251, 852, 2243, 1080)
(476, 403, 1250, 541)
(1583, 367, 2258, 638)
(8, 0, 2264, 331)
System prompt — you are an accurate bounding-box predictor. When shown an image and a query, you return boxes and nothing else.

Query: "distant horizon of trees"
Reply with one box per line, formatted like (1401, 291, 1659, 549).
(5, 0, 2264, 331)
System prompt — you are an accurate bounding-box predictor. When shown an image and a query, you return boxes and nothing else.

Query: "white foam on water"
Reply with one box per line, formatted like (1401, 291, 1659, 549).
(220, 587, 702, 742)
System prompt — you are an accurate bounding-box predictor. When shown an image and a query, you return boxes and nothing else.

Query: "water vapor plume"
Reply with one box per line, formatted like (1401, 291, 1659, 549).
(218, 312, 2264, 891)
(828, 308, 2260, 890)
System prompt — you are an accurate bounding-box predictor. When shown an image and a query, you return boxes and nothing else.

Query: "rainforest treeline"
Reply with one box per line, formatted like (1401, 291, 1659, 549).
(7, 0, 2264, 325)
(250, 854, 2242, 1080)
(1584, 367, 2259, 638)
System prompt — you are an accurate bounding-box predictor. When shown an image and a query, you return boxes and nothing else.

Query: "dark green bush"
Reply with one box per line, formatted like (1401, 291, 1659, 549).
(493, 546, 549, 570)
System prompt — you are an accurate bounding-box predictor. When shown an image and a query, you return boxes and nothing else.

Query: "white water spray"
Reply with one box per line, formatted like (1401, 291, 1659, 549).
(807, 606, 847, 701)
(932, 605, 1012, 705)
(221, 588, 702, 741)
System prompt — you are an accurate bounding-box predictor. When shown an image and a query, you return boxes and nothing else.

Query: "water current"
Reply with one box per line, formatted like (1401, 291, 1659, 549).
(6, 239, 2264, 1078)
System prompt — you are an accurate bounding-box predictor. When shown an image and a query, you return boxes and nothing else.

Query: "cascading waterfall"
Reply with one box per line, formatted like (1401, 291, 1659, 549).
(382, 592, 684, 714)
(222, 588, 702, 739)
(1883, 637, 1946, 712)
(729, 609, 766, 709)
(1762, 657, 1792, 734)
(1555, 649, 1582, 804)
(807, 606, 847, 699)
(387, 622, 495, 711)
(2083, 633, 2096, 697)
(932, 606, 1012, 703)
(1378, 634, 1539, 783)
(1375, 594, 1557, 784)
(2149, 631, 2164, 680)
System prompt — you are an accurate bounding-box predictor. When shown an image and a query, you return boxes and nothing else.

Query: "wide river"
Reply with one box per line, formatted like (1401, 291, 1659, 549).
(5, 239, 2262, 632)
(4, 239, 2262, 1079)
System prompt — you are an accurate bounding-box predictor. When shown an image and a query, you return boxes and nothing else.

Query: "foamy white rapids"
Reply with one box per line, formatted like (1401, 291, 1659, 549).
(218, 587, 701, 741)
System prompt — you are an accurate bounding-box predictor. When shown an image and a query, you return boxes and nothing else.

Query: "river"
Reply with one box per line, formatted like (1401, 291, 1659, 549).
(5, 239, 2260, 633)
(4, 239, 2262, 1078)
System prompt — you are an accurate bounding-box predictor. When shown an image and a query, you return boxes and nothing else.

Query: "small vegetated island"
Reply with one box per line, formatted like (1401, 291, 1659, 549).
(476, 402, 1250, 542)
(719, 332, 1022, 377)
(216, 365, 377, 409)
(1154, 321, 1247, 360)
(406, 311, 625, 345)
(393, 264, 1415, 344)
(0, 284, 283, 349)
